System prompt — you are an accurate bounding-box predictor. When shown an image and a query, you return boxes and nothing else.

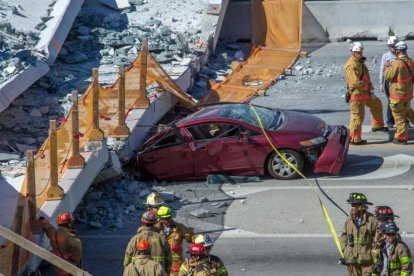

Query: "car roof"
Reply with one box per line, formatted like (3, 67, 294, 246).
(178, 103, 255, 125)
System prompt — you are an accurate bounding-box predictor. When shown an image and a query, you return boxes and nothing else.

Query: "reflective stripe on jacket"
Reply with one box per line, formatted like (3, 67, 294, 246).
(380, 239, 413, 276)
(384, 56, 414, 102)
(159, 221, 195, 265)
(41, 221, 82, 276)
(340, 212, 376, 265)
(345, 55, 372, 102)
(124, 225, 172, 272)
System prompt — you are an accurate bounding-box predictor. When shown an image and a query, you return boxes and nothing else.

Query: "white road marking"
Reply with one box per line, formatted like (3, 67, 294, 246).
(321, 154, 414, 180)
(219, 228, 414, 238)
(222, 185, 414, 197)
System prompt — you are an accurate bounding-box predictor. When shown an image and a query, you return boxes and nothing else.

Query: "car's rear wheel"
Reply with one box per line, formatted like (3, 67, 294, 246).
(267, 150, 304, 180)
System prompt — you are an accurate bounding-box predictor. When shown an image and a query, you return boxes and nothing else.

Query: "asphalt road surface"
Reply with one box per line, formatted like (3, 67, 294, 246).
(58, 41, 414, 276)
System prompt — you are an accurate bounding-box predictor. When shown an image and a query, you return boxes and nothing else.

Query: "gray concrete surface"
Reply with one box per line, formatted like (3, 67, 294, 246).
(305, 0, 414, 41)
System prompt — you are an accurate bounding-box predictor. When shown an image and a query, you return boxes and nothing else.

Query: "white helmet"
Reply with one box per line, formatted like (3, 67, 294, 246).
(350, 42, 364, 52)
(145, 192, 164, 206)
(394, 41, 407, 51)
(387, 36, 398, 46)
(194, 234, 214, 247)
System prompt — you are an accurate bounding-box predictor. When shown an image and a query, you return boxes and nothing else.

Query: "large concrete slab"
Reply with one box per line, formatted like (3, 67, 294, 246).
(305, 0, 414, 41)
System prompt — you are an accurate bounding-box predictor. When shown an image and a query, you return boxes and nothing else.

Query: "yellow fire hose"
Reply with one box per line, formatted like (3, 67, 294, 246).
(249, 104, 344, 258)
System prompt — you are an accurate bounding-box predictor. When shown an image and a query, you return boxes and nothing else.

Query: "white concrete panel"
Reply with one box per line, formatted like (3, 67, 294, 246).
(36, 0, 85, 64)
(0, 62, 50, 113)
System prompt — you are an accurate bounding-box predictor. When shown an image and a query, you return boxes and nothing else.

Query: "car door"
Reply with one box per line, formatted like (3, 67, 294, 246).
(140, 128, 194, 180)
(186, 122, 269, 177)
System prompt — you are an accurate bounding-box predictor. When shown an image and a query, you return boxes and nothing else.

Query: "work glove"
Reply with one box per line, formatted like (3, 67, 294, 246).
(338, 258, 348, 266)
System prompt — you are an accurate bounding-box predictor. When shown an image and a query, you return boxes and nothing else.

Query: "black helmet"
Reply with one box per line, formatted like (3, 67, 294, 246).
(375, 206, 399, 220)
(347, 192, 373, 205)
(381, 220, 399, 234)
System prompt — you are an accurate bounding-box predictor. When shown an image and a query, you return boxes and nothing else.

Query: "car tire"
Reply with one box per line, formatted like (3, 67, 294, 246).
(266, 150, 304, 180)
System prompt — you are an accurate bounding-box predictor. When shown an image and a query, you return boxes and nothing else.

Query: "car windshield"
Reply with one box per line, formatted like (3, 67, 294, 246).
(219, 104, 282, 129)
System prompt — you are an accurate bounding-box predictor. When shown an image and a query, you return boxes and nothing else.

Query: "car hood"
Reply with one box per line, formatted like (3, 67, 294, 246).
(279, 110, 326, 136)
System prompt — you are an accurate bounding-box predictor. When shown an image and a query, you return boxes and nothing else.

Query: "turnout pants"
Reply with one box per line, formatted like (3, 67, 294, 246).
(349, 97, 384, 142)
(390, 100, 414, 141)
(347, 263, 372, 276)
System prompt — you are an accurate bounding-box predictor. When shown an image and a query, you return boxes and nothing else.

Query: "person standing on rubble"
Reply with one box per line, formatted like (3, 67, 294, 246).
(340, 193, 376, 275)
(379, 36, 399, 129)
(157, 206, 196, 275)
(179, 244, 212, 276)
(345, 41, 388, 145)
(384, 41, 414, 145)
(38, 212, 82, 276)
(123, 239, 167, 276)
(371, 220, 413, 276)
(194, 234, 228, 276)
(124, 211, 172, 273)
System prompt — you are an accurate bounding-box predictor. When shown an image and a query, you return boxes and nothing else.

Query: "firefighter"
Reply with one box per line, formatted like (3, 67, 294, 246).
(38, 212, 82, 276)
(345, 41, 387, 145)
(372, 220, 413, 276)
(384, 41, 414, 145)
(373, 206, 400, 247)
(123, 239, 167, 276)
(124, 211, 172, 273)
(340, 192, 376, 275)
(157, 206, 196, 275)
(194, 234, 227, 276)
(179, 244, 212, 276)
(379, 36, 399, 129)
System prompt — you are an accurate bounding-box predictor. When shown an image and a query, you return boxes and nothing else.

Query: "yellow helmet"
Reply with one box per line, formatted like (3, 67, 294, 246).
(145, 192, 164, 206)
(157, 206, 173, 219)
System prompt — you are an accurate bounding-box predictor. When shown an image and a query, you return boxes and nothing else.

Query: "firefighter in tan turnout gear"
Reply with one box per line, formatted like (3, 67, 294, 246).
(194, 234, 227, 276)
(345, 41, 387, 145)
(179, 244, 212, 276)
(124, 211, 172, 273)
(38, 212, 82, 276)
(340, 193, 376, 276)
(124, 239, 167, 276)
(157, 206, 196, 275)
(372, 220, 413, 276)
(372, 206, 400, 260)
(384, 41, 414, 145)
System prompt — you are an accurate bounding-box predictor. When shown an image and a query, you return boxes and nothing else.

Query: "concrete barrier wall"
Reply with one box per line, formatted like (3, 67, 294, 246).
(221, 1, 414, 44)
(305, 0, 414, 41)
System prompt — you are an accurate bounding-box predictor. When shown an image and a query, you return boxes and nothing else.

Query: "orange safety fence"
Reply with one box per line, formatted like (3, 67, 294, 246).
(0, 45, 195, 275)
(200, 0, 303, 105)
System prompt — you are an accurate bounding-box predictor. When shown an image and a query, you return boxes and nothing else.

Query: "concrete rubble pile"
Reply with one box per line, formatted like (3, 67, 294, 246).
(0, 0, 210, 171)
(0, 0, 48, 83)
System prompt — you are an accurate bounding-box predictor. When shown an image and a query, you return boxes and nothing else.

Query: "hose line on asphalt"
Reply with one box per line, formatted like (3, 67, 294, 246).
(249, 104, 344, 258)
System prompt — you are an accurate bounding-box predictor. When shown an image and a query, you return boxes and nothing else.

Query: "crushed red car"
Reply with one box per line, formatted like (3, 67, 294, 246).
(137, 103, 350, 180)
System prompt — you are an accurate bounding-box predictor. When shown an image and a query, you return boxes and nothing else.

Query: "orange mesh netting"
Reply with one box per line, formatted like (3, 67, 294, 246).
(0, 50, 195, 275)
(200, 0, 303, 104)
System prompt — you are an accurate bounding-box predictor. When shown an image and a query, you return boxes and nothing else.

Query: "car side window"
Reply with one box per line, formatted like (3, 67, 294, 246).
(153, 129, 185, 148)
(187, 123, 259, 141)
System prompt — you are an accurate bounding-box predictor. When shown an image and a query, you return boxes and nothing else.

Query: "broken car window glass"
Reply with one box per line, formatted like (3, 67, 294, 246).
(219, 104, 281, 129)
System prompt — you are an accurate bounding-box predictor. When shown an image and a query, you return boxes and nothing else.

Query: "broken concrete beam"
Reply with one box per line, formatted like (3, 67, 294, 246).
(100, 0, 131, 10)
